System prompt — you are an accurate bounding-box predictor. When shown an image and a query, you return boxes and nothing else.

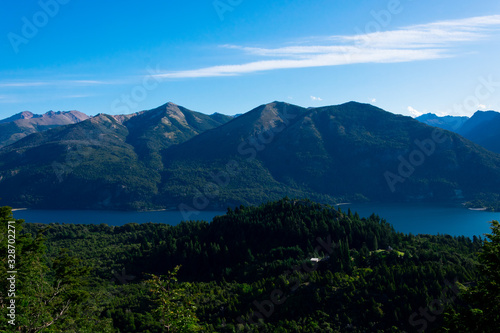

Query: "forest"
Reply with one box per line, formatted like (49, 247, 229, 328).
(1, 198, 499, 332)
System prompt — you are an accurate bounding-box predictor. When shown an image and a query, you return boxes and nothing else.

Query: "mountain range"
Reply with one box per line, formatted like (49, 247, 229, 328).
(1, 101, 500, 210)
(415, 113, 469, 132)
(0, 110, 89, 148)
(416, 111, 500, 154)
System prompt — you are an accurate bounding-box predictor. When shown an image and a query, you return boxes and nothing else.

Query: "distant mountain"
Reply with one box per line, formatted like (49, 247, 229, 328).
(415, 113, 469, 132)
(456, 111, 500, 154)
(0, 111, 37, 123)
(416, 111, 500, 154)
(0, 110, 89, 148)
(1, 101, 499, 210)
(0, 102, 233, 209)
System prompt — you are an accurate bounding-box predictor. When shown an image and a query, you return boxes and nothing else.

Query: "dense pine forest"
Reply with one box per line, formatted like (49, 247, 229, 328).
(1, 198, 499, 332)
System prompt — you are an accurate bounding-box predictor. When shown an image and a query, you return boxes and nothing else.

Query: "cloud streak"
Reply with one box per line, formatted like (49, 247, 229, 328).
(407, 106, 423, 118)
(0, 82, 50, 88)
(155, 15, 500, 79)
(0, 95, 19, 104)
(0, 80, 113, 88)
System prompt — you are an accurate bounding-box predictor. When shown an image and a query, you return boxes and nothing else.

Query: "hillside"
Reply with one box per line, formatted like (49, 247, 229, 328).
(1, 101, 500, 210)
(416, 111, 500, 154)
(0, 103, 232, 210)
(457, 111, 500, 154)
(158, 101, 500, 209)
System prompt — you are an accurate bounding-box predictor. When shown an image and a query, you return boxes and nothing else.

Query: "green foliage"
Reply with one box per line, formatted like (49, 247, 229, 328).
(145, 266, 202, 332)
(464, 193, 500, 212)
(15, 198, 488, 332)
(0, 206, 114, 332)
(441, 220, 500, 332)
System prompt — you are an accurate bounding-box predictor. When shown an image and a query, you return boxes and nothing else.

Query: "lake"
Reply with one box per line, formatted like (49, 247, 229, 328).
(12, 209, 225, 227)
(12, 203, 500, 239)
(339, 202, 499, 238)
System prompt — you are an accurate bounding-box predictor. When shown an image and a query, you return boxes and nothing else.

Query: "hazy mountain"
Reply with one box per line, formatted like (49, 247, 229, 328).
(415, 113, 469, 132)
(456, 111, 500, 154)
(0, 111, 37, 123)
(0, 110, 89, 148)
(417, 111, 500, 154)
(1, 101, 499, 210)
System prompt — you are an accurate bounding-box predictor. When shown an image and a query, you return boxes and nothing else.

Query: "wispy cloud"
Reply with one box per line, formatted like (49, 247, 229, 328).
(62, 94, 95, 99)
(0, 82, 50, 88)
(0, 80, 113, 88)
(155, 15, 500, 79)
(310, 96, 323, 101)
(408, 106, 423, 118)
(408, 106, 450, 117)
(0, 95, 19, 103)
(67, 80, 111, 85)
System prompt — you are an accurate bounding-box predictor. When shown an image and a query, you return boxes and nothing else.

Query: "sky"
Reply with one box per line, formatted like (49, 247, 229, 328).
(1, 0, 500, 119)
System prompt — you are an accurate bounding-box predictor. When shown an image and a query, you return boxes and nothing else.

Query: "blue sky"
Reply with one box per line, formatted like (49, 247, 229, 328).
(1, 0, 500, 119)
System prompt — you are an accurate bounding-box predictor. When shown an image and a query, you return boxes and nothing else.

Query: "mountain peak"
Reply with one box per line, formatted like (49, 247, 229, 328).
(415, 113, 469, 132)
(243, 101, 305, 129)
(0, 111, 35, 124)
(342, 101, 369, 106)
(20, 111, 35, 119)
(471, 110, 499, 117)
(155, 101, 179, 110)
(0, 110, 89, 125)
(417, 113, 440, 120)
(0, 110, 91, 148)
(458, 110, 500, 134)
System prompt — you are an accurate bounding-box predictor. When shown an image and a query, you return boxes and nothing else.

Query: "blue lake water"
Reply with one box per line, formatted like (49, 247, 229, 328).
(13, 209, 225, 226)
(339, 202, 499, 238)
(12, 203, 500, 238)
